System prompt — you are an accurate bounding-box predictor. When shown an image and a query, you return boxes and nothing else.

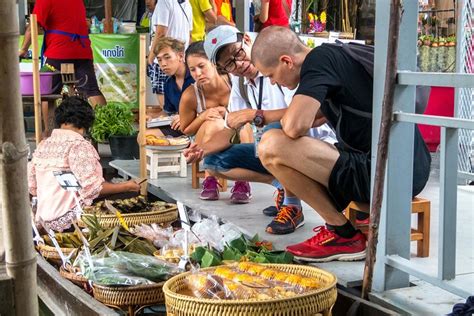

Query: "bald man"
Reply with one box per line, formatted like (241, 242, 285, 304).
(251, 26, 431, 262)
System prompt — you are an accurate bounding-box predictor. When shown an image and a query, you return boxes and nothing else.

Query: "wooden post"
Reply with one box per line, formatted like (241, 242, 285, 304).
(361, 0, 402, 299)
(0, 4, 39, 315)
(104, 0, 113, 34)
(139, 35, 147, 195)
(30, 14, 42, 144)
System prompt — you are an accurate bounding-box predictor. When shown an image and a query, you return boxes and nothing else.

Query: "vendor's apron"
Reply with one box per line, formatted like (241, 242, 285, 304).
(40, 29, 89, 66)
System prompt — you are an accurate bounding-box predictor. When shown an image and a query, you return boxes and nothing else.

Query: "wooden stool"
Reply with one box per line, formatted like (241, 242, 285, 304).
(191, 160, 227, 192)
(146, 149, 187, 180)
(344, 197, 431, 257)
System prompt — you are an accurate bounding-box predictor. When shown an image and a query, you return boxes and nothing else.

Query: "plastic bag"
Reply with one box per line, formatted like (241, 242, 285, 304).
(75, 249, 183, 286)
(130, 224, 174, 248)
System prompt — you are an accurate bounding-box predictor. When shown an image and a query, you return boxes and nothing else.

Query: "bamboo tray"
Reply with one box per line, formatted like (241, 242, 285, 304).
(37, 243, 78, 266)
(93, 282, 165, 314)
(79, 204, 178, 228)
(163, 264, 337, 316)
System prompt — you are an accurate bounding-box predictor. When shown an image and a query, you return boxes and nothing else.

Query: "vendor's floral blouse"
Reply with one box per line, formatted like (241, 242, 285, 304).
(28, 129, 104, 231)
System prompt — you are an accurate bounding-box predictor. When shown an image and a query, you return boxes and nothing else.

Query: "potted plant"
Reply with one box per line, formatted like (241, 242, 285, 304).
(91, 102, 139, 160)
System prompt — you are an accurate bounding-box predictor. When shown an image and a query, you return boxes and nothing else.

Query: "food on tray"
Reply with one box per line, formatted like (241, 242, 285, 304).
(186, 273, 230, 299)
(168, 136, 190, 146)
(146, 135, 170, 146)
(146, 135, 190, 147)
(235, 262, 320, 289)
(84, 196, 172, 214)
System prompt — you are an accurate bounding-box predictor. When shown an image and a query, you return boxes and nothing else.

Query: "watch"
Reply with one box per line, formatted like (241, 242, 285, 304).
(253, 110, 265, 128)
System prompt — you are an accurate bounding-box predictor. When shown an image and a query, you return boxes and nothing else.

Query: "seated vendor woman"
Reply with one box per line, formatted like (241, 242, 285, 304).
(179, 41, 252, 200)
(146, 37, 195, 138)
(28, 96, 141, 232)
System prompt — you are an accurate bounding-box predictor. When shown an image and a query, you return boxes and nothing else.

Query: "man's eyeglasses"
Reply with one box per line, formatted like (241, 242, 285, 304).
(218, 41, 246, 73)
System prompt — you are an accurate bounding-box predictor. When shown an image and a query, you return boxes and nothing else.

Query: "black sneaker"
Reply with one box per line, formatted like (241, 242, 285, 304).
(266, 205, 304, 235)
(262, 188, 285, 216)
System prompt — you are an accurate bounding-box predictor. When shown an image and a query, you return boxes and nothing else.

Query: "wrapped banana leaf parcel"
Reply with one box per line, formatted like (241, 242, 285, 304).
(75, 249, 183, 286)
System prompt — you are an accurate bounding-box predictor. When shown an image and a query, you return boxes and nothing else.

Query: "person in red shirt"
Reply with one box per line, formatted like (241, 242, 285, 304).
(19, 0, 106, 107)
(258, 0, 292, 29)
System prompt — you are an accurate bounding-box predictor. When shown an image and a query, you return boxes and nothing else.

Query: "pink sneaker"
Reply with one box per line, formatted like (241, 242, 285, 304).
(200, 176, 220, 200)
(230, 181, 251, 204)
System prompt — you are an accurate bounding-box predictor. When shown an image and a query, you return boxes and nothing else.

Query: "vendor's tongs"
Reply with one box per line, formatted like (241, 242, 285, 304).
(104, 200, 130, 231)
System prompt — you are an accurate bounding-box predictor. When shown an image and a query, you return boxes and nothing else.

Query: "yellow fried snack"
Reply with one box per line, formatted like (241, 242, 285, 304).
(146, 135, 170, 146)
(299, 277, 319, 289)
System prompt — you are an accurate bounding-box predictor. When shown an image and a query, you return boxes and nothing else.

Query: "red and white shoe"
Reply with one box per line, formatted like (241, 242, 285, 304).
(286, 226, 367, 262)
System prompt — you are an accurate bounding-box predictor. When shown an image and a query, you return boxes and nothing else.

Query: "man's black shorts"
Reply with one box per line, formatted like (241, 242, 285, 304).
(328, 143, 372, 212)
(328, 128, 431, 212)
(46, 58, 102, 98)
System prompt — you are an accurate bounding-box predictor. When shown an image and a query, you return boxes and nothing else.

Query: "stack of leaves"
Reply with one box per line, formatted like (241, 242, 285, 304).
(191, 234, 293, 268)
(90, 102, 136, 143)
(82, 215, 157, 256)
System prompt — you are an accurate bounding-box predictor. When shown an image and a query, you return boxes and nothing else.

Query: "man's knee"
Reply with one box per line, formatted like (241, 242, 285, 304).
(258, 129, 286, 164)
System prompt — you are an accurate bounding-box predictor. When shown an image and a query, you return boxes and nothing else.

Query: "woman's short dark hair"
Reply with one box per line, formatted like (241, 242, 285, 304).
(54, 96, 95, 130)
(185, 41, 208, 63)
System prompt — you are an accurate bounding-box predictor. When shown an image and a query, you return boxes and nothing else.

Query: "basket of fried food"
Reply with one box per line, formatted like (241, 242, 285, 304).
(163, 262, 337, 316)
(80, 196, 178, 228)
(37, 233, 82, 266)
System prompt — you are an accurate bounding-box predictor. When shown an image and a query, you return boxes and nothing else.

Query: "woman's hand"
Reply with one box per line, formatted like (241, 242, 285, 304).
(200, 107, 225, 121)
(171, 115, 181, 130)
(125, 180, 141, 192)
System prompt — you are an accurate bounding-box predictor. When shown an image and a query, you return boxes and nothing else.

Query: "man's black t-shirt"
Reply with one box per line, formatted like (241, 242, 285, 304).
(295, 43, 374, 153)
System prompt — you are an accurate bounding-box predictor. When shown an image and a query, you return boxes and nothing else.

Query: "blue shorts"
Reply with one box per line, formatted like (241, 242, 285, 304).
(203, 143, 270, 174)
(203, 122, 282, 174)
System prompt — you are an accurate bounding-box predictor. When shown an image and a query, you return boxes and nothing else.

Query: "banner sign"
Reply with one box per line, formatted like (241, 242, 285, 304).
(20, 34, 140, 108)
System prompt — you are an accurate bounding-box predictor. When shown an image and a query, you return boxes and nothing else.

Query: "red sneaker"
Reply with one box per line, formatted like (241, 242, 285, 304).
(286, 226, 367, 262)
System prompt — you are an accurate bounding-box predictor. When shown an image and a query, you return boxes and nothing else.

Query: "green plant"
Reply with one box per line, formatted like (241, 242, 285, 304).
(91, 102, 136, 143)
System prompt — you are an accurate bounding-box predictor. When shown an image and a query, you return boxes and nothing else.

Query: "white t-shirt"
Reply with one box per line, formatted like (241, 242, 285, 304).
(228, 73, 337, 144)
(154, 0, 193, 48)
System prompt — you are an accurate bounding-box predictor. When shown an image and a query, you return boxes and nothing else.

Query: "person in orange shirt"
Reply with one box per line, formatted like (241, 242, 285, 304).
(212, 0, 235, 26)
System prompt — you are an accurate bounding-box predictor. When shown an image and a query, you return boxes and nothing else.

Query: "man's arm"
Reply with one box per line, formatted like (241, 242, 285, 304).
(259, 0, 270, 23)
(281, 94, 321, 139)
(19, 24, 32, 57)
(148, 25, 168, 64)
(203, 7, 217, 25)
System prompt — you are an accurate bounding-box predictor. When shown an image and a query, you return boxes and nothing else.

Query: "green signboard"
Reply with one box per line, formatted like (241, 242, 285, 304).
(20, 34, 140, 108)
(91, 34, 139, 107)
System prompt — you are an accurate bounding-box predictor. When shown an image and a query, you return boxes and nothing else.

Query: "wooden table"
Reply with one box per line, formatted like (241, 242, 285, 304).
(22, 94, 62, 140)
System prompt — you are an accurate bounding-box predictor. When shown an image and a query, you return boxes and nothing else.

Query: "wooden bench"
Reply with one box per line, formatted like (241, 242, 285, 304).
(344, 197, 431, 257)
(192, 160, 227, 192)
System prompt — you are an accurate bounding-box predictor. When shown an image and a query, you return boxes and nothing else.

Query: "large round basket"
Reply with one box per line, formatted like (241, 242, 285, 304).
(80, 204, 178, 228)
(93, 282, 165, 308)
(59, 266, 88, 287)
(37, 243, 78, 266)
(163, 264, 337, 316)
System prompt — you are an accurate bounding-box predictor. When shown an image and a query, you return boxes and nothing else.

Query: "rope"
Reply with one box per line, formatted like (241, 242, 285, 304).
(6, 256, 37, 269)
(0, 142, 29, 165)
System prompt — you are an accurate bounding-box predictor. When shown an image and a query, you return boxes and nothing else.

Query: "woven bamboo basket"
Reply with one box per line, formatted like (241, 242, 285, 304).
(37, 243, 78, 266)
(79, 204, 178, 228)
(59, 266, 88, 287)
(92, 282, 165, 307)
(163, 264, 337, 316)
